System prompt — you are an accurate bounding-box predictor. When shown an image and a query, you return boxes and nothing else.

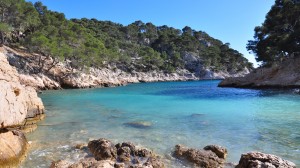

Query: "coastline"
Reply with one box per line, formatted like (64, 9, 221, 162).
(0, 46, 298, 167)
(4, 46, 250, 91)
(25, 81, 298, 168)
(218, 56, 300, 89)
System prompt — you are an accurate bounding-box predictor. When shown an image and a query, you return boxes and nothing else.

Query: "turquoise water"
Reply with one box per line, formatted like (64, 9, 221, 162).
(22, 80, 300, 167)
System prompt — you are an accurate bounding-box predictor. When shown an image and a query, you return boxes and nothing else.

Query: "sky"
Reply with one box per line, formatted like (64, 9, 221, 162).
(28, 0, 274, 67)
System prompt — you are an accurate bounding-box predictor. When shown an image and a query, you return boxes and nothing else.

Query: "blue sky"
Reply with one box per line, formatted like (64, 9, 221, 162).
(28, 0, 274, 67)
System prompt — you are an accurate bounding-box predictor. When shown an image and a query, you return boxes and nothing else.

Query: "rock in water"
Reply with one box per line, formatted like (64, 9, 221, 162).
(236, 152, 296, 168)
(174, 144, 227, 168)
(54, 138, 165, 168)
(50, 160, 72, 168)
(88, 138, 117, 160)
(203, 145, 228, 159)
(124, 121, 152, 129)
(0, 130, 28, 167)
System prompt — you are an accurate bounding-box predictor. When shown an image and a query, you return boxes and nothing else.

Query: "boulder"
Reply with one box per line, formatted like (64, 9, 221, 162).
(174, 144, 227, 168)
(203, 145, 228, 159)
(56, 138, 164, 168)
(0, 130, 28, 167)
(236, 152, 296, 168)
(88, 138, 117, 160)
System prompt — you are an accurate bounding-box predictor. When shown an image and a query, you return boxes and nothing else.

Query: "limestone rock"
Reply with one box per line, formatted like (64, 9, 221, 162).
(19, 73, 61, 90)
(0, 130, 28, 167)
(0, 51, 44, 128)
(219, 56, 300, 89)
(4, 46, 249, 90)
(174, 144, 227, 168)
(236, 152, 296, 168)
(0, 47, 45, 167)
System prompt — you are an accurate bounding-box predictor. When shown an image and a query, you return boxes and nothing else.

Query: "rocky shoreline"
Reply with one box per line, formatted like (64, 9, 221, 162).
(0, 46, 298, 168)
(218, 56, 300, 89)
(49, 138, 296, 168)
(4, 46, 250, 90)
(0, 48, 45, 167)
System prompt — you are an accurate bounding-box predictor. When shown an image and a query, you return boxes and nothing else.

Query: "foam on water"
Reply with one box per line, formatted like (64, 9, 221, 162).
(21, 80, 300, 167)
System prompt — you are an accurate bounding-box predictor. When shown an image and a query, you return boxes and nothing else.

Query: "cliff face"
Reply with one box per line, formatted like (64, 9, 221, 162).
(218, 56, 300, 88)
(0, 47, 45, 166)
(0, 51, 44, 128)
(5, 46, 250, 90)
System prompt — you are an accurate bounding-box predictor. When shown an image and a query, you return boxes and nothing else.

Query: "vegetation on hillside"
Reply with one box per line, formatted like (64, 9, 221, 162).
(247, 0, 300, 65)
(0, 0, 252, 73)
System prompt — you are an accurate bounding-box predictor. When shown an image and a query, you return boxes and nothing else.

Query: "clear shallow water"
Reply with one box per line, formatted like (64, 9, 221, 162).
(22, 80, 300, 167)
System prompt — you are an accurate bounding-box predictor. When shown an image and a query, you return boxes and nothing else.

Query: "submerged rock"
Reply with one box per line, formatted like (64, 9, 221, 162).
(74, 143, 88, 150)
(174, 144, 227, 168)
(236, 152, 296, 168)
(190, 113, 205, 117)
(124, 121, 152, 129)
(50, 160, 72, 168)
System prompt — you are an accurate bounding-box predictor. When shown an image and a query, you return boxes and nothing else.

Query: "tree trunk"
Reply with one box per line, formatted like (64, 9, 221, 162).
(45, 58, 59, 73)
(0, 31, 4, 47)
(37, 55, 47, 74)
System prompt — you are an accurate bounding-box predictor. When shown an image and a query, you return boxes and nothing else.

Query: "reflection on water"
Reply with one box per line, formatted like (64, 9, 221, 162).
(21, 81, 300, 167)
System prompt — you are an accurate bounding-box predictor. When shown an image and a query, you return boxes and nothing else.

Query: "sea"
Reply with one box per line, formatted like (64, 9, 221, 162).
(21, 80, 300, 167)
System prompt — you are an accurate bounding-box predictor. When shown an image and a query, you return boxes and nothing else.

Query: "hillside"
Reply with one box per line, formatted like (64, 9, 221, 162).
(219, 0, 300, 89)
(0, 0, 252, 86)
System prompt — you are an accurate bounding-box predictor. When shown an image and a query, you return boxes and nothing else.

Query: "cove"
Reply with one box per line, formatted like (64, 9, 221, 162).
(21, 80, 300, 167)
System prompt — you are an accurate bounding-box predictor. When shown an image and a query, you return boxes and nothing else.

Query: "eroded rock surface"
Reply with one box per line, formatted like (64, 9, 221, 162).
(174, 144, 227, 168)
(88, 138, 117, 160)
(52, 138, 164, 168)
(0, 50, 44, 129)
(236, 152, 296, 168)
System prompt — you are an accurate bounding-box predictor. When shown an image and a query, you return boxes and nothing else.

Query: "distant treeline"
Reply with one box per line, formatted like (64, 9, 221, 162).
(0, 0, 253, 72)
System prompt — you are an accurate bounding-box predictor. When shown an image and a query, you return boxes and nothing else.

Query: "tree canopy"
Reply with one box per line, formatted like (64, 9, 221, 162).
(247, 0, 300, 65)
(0, 0, 253, 73)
